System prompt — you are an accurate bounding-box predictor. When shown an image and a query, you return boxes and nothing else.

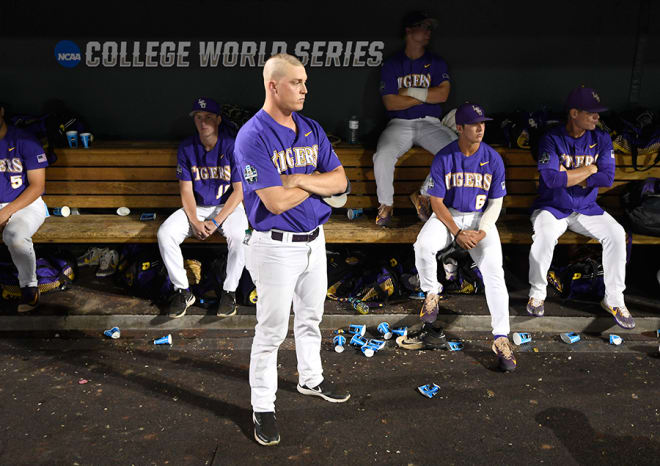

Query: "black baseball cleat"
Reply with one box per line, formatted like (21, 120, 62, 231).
(253, 412, 280, 446)
(217, 290, 238, 317)
(17, 286, 40, 313)
(167, 289, 195, 319)
(297, 380, 350, 403)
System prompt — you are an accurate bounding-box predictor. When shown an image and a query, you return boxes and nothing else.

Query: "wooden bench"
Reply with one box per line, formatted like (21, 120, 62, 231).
(28, 141, 660, 245)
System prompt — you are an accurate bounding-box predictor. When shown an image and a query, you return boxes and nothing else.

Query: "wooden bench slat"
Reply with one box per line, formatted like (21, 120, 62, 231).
(45, 181, 178, 195)
(56, 152, 178, 166)
(47, 167, 175, 181)
(43, 195, 181, 208)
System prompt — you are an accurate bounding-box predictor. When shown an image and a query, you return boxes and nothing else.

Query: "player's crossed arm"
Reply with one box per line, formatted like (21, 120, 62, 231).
(280, 166, 347, 197)
(398, 81, 450, 105)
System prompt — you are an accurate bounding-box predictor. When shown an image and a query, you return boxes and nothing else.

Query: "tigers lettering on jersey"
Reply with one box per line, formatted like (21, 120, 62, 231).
(0, 158, 24, 173)
(270, 145, 319, 173)
(559, 154, 597, 168)
(397, 73, 431, 89)
(191, 164, 231, 181)
(444, 172, 492, 191)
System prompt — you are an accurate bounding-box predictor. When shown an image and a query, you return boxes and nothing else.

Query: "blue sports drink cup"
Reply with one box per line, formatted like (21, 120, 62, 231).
(377, 322, 392, 340)
(154, 334, 172, 345)
(52, 206, 71, 217)
(347, 208, 363, 220)
(447, 341, 464, 351)
(391, 327, 407, 338)
(609, 334, 623, 345)
(418, 383, 440, 398)
(333, 334, 346, 353)
(103, 327, 120, 339)
(349, 324, 366, 336)
(350, 334, 367, 347)
(367, 339, 385, 351)
(361, 345, 374, 357)
(560, 332, 580, 344)
(80, 132, 92, 148)
(512, 332, 532, 345)
(66, 131, 78, 148)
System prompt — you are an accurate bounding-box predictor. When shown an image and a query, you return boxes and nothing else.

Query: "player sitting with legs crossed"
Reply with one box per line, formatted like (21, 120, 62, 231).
(527, 86, 634, 329)
(413, 102, 516, 371)
(157, 98, 248, 319)
(234, 54, 350, 447)
(373, 11, 457, 227)
(0, 105, 49, 312)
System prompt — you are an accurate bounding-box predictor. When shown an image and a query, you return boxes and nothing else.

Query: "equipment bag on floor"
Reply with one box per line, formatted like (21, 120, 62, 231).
(0, 251, 76, 299)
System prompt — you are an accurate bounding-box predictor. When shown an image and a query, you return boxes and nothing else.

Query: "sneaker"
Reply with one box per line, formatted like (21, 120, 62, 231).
(601, 300, 635, 329)
(77, 247, 104, 267)
(526, 297, 545, 317)
(96, 249, 119, 277)
(409, 191, 432, 222)
(419, 292, 441, 323)
(421, 323, 447, 349)
(297, 380, 350, 403)
(375, 204, 393, 227)
(217, 290, 238, 317)
(167, 289, 195, 318)
(17, 286, 40, 313)
(253, 412, 280, 446)
(492, 336, 517, 372)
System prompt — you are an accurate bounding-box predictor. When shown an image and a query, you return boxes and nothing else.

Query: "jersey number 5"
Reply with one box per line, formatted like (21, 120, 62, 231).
(10, 176, 22, 189)
(475, 194, 487, 210)
(216, 185, 230, 199)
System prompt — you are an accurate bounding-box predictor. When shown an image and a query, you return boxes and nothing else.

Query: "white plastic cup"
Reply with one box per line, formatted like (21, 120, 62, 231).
(377, 322, 392, 340)
(361, 345, 374, 358)
(116, 207, 131, 216)
(347, 208, 363, 220)
(560, 332, 581, 344)
(154, 334, 172, 345)
(333, 334, 346, 353)
(349, 324, 366, 337)
(512, 332, 532, 345)
(53, 206, 71, 217)
(609, 335, 623, 345)
(66, 131, 78, 148)
(80, 132, 93, 148)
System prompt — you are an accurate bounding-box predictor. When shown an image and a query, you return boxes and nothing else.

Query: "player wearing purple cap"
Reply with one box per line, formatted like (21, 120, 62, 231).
(0, 105, 48, 312)
(413, 103, 516, 372)
(234, 54, 350, 447)
(157, 97, 248, 319)
(527, 86, 634, 329)
(373, 11, 457, 227)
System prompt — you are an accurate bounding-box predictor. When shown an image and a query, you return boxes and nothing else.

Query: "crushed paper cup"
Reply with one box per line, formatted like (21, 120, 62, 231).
(117, 207, 131, 216)
(609, 335, 623, 345)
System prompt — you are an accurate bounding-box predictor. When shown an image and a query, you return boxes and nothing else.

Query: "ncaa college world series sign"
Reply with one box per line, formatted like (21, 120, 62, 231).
(54, 40, 385, 69)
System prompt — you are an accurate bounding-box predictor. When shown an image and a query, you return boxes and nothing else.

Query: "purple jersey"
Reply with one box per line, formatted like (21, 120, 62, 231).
(428, 141, 506, 213)
(532, 126, 615, 219)
(379, 50, 450, 120)
(234, 109, 342, 233)
(176, 123, 239, 206)
(0, 125, 48, 203)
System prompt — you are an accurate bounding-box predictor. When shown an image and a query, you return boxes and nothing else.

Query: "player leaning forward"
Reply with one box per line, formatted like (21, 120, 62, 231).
(157, 98, 248, 318)
(234, 54, 350, 447)
(413, 103, 516, 371)
(526, 86, 634, 329)
(0, 105, 49, 312)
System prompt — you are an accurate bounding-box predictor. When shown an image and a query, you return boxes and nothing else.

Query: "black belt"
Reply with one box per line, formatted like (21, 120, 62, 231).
(271, 227, 320, 243)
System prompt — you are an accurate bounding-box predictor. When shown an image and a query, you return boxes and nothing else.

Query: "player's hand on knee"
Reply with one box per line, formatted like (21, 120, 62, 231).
(456, 231, 476, 249)
(472, 230, 487, 244)
(203, 220, 218, 235)
(191, 220, 208, 240)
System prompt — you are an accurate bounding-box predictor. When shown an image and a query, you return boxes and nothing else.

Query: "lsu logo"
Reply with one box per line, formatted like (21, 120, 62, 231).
(198, 99, 207, 109)
(592, 91, 600, 102)
(472, 105, 483, 116)
(54, 40, 81, 68)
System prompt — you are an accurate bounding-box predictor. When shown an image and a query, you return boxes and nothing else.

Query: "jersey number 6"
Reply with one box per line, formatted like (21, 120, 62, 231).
(475, 194, 487, 210)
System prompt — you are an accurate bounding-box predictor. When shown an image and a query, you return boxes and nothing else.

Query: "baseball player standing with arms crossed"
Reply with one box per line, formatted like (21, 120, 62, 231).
(413, 103, 516, 372)
(157, 98, 248, 318)
(0, 105, 49, 312)
(234, 54, 350, 447)
(527, 86, 634, 329)
(374, 11, 457, 226)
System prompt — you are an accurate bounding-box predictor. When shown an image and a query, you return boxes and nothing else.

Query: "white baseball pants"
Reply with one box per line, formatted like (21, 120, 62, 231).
(528, 209, 627, 307)
(246, 227, 326, 413)
(413, 210, 510, 336)
(1, 197, 47, 288)
(373, 116, 457, 206)
(157, 204, 248, 292)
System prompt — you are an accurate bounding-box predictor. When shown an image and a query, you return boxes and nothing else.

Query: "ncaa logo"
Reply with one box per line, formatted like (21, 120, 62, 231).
(55, 40, 81, 68)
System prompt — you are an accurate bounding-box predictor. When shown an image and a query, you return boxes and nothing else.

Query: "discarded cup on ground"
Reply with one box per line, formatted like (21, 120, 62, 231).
(80, 132, 93, 148)
(53, 206, 71, 217)
(103, 326, 120, 339)
(361, 345, 374, 358)
(367, 339, 385, 351)
(348, 324, 366, 337)
(349, 334, 367, 347)
(154, 334, 172, 345)
(656, 329, 660, 338)
(66, 130, 78, 148)
(347, 208, 363, 220)
(447, 341, 463, 351)
(560, 332, 581, 344)
(116, 207, 131, 216)
(609, 334, 623, 346)
(512, 332, 532, 345)
(377, 322, 392, 340)
(418, 383, 440, 399)
(333, 334, 346, 353)
(391, 327, 407, 338)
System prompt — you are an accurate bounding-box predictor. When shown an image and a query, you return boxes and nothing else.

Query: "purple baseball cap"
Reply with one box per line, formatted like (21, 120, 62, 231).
(454, 103, 493, 125)
(565, 86, 608, 113)
(189, 97, 220, 116)
(402, 11, 438, 31)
